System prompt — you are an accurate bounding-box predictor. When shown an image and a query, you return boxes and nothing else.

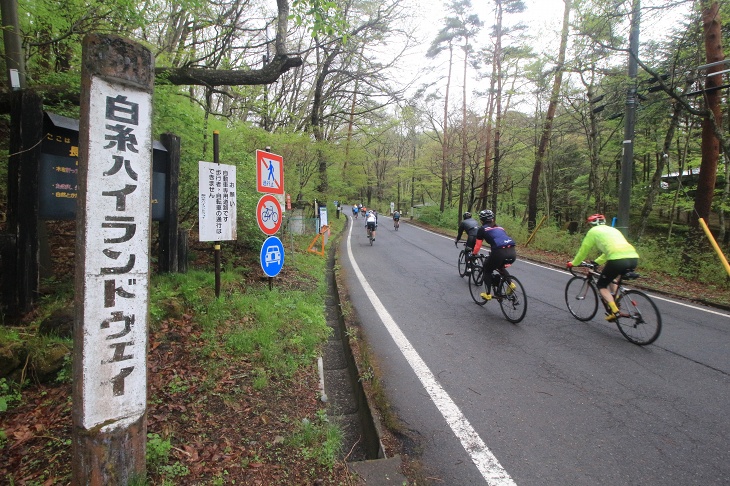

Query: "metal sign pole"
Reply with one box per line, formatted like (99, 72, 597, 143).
(213, 131, 221, 298)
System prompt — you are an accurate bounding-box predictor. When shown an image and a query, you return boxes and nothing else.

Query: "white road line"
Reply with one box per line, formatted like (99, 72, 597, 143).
(346, 218, 516, 486)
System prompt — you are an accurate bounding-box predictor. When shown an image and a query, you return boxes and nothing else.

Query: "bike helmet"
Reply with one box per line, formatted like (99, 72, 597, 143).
(463, 212, 472, 220)
(587, 214, 606, 226)
(479, 209, 494, 223)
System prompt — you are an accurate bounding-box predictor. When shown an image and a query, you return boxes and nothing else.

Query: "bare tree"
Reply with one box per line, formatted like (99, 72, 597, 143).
(427, 19, 457, 212)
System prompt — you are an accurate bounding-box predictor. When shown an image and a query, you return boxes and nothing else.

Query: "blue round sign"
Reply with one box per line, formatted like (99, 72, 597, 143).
(260, 236, 285, 277)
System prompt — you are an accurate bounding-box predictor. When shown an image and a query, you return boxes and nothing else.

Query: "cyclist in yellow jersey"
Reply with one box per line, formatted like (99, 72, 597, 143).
(567, 214, 639, 321)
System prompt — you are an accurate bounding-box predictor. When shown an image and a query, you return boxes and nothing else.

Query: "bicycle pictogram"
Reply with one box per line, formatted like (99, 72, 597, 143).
(261, 205, 279, 223)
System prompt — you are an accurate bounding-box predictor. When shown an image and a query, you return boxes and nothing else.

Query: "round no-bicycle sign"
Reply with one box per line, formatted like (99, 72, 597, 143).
(256, 194, 282, 235)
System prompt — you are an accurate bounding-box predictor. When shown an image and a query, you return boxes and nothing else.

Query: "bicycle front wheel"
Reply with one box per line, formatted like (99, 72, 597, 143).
(564, 276, 599, 321)
(615, 290, 662, 345)
(468, 262, 489, 306)
(458, 250, 468, 277)
(499, 275, 527, 323)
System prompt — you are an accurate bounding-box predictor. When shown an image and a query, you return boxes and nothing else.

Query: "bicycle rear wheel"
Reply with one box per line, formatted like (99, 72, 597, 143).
(468, 261, 489, 305)
(458, 250, 468, 277)
(498, 275, 527, 323)
(615, 289, 662, 345)
(564, 276, 599, 321)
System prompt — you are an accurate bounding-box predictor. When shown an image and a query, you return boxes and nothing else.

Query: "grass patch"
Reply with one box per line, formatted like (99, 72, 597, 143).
(288, 409, 343, 470)
(1, 216, 355, 483)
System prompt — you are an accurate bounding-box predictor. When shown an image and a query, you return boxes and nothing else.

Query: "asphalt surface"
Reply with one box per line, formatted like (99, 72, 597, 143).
(338, 208, 730, 485)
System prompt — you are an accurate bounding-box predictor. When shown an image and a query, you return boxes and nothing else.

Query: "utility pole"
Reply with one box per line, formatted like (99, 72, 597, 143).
(617, 0, 640, 236)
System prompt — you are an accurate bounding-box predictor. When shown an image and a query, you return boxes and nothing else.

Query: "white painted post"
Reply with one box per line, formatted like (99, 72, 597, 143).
(72, 34, 154, 485)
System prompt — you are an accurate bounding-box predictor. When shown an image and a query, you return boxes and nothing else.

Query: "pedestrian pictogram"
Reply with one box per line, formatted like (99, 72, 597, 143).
(256, 150, 284, 195)
(256, 194, 282, 235)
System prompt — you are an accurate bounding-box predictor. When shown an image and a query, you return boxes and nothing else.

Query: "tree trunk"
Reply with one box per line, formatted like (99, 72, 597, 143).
(440, 43, 454, 212)
(527, 0, 571, 230)
(691, 1, 723, 227)
(490, 0, 503, 212)
(480, 73, 496, 209)
(637, 95, 685, 240)
(458, 35, 470, 222)
(586, 85, 601, 213)
(682, 0, 725, 267)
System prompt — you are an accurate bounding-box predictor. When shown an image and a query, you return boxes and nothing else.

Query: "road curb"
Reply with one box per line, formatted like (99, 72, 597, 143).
(322, 215, 407, 482)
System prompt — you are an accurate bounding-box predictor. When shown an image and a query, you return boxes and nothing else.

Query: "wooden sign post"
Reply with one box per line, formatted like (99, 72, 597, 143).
(72, 34, 154, 485)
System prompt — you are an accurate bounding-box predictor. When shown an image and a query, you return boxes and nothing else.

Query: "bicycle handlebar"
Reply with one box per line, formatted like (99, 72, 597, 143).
(569, 261, 598, 277)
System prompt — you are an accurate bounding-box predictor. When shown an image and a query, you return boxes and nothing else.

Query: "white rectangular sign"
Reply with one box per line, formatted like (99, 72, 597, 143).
(81, 77, 152, 430)
(199, 161, 237, 241)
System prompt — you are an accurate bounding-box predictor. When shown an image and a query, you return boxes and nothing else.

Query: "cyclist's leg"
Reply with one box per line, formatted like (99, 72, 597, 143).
(500, 249, 517, 293)
(480, 254, 498, 298)
(599, 259, 637, 317)
(464, 235, 477, 273)
(465, 235, 476, 254)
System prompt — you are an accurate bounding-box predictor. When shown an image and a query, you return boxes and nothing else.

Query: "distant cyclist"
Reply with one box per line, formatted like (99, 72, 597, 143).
(474, 210, 517, 301)
(567, 214, 639, 321)
(454, 211, 480, 253)
(365, 210, 378, 241)
(352, 206, 359, 219)
(393, 210, 401, 229)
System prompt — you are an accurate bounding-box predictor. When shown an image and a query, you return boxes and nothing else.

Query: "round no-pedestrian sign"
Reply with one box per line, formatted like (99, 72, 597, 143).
(256, 194, 282, 235)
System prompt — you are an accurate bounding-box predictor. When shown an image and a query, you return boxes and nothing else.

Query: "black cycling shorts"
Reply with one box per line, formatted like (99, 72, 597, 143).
(597, 258, 639, 289)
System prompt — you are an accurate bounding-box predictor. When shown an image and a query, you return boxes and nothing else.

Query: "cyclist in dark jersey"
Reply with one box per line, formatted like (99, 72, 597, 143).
(454, 212, 480, 252)
(474, 210, 517, 300)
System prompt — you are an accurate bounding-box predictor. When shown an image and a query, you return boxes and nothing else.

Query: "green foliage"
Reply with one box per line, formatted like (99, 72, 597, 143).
(0, 327, 21, 344)
(166, 373, 189, 394)
(149, 257, 331, 378)
(224, 284, 330, 376)
(146, 432, 190, 480)
(417, 205, 458, 227)
(158, 461, 190, 479)
(55, 354, 72, 384)
(149, 271, 217, 328)
(291, 0, 349, 39)
(146, 433, 172, 470)
(0, 378, 22, 412)
(19, 0, 144, 85)
(288, 411, 343, 470)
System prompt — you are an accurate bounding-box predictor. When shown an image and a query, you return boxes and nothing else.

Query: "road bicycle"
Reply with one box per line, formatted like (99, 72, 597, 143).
(366, 226, 375, 245)
(468, 256, 527, 323)
(393, 218, 400, 231)
(565, 262, 662, 345)
(457, 243, 479, 278)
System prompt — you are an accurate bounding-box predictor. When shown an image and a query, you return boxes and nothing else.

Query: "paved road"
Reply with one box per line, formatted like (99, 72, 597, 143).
(338, 210, 730, 485)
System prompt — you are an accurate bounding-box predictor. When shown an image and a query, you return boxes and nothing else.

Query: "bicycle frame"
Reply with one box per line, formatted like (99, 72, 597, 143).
(579, 268, 624, 310)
